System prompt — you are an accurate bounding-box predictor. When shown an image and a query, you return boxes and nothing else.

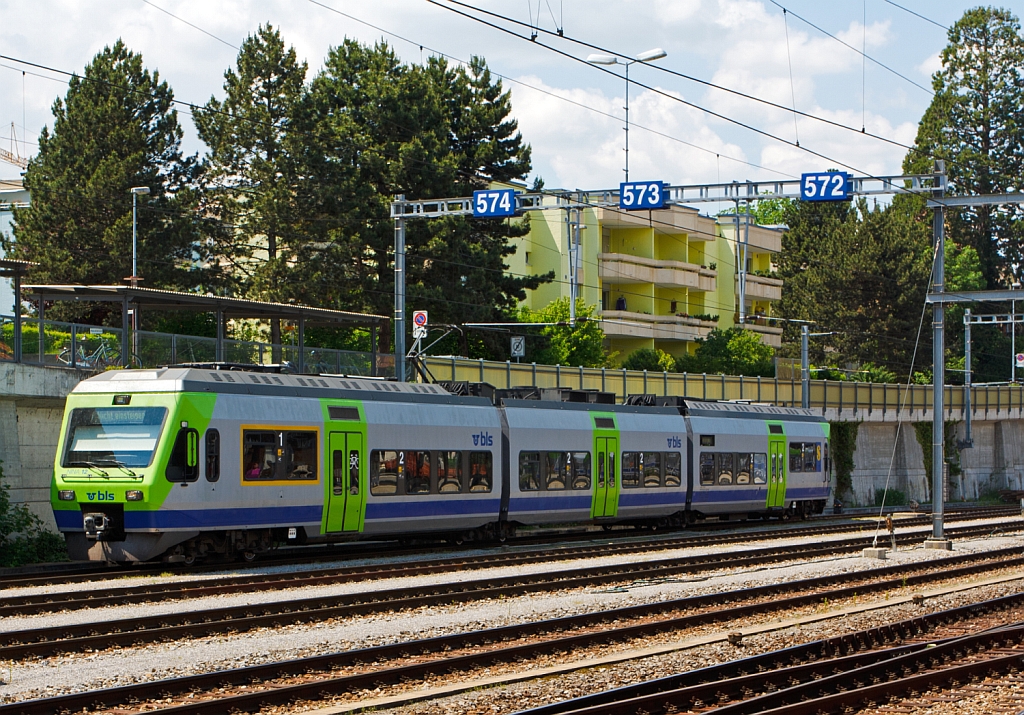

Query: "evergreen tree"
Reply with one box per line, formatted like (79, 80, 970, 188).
(904, 7, 1024, 287)
(194, 24, 308, 347)
(7, 40, 207, 317)
(298, 43, 549, 355)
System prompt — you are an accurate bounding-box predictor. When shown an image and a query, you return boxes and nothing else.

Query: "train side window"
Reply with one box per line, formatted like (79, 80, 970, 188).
(664, 452, 681, 487)
(284, 432, 317, 480)
(699, 453, 715, 486)
(242, 430, 317, 482)
(824, 442, 831, 476)
(804, 443, 818, 472)
(370, 450, 400, 495)
(406, 451, 431, 494)
(621, 452, 641, 488)
(571, 452, 591, 490)
(752, 453, 768, 484)
(348, 450, 359, 494)
(789, 443, 804, 472)
(204, 429, 220, 482)
(735, 453, 751, 485)
(469, 452, 492, 492)
(717, 453, 734, 485)
(519, 451, 540, 491)
(545, 451, 567, 490)
(332, 450, 345, 496)
(700, 435, 715, 446)
(437, 451, 463, 493)
(643, 452, 661, 487)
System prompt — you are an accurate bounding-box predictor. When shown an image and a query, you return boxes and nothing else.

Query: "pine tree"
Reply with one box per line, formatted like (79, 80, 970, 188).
(298, 43, 549, 356)
(194, 24, 308, 348)
(7, 40, 207, 318)
(904, 7, 1024, 287)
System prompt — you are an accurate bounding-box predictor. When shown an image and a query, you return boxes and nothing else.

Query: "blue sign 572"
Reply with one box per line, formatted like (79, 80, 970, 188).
(473, 189, 516, 217)
(800, 172, 851, 202)
(620, 181, 666, 210)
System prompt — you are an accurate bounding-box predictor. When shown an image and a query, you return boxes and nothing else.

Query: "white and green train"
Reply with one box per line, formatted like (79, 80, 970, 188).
(51, 368, 832, 563)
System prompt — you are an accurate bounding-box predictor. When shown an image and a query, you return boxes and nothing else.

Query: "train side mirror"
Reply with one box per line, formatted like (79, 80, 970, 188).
(167, 427, 199, 482)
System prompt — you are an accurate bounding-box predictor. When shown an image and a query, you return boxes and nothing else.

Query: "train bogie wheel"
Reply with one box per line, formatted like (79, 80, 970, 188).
(241, 550, 257, 563)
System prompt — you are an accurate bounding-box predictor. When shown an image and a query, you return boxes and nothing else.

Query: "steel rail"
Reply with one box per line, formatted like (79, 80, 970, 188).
(520, 614, 1024, 714)
(6, 510, 1011, 617)
(6, 549, 1024, 715)
(0, 520, 1018, 661)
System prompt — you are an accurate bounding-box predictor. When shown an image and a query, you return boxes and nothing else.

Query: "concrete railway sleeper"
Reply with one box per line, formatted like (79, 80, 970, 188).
(1, 505, 1014, 593)
(518, 600, 1024, 715)
(7, 515, 1019, 618)
(4, 550, 1024, 714)
(0, 521, 1018, 659)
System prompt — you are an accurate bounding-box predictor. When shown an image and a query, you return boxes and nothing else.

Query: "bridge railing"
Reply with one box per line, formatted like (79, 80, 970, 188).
(423, 356, 1024, 420)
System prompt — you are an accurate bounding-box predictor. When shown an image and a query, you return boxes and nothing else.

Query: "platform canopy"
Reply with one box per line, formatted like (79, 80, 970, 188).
(21, 284, 387, 371)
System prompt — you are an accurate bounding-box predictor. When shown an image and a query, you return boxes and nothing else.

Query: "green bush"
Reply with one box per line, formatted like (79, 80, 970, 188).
(0, 464, 68, 567)
(874, 488, 908, 507)
(622, 348, 675, 372)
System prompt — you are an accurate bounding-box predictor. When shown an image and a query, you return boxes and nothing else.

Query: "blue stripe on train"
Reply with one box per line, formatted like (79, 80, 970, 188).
(509, 495, 591, 512)
(365, 499, 501, 520)
(54, 506, 323, 530)
(618, 491, 687, 507)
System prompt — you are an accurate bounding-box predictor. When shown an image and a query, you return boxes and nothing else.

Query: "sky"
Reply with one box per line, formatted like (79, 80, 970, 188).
(0, 0, 990, 191)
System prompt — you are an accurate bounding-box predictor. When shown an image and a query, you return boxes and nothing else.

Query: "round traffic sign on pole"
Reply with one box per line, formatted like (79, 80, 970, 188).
(413, 311, 428, 328)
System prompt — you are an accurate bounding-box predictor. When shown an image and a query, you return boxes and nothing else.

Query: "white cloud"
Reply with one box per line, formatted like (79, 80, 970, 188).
(511, 75, 750, 189)
(917, 52, 942, 77)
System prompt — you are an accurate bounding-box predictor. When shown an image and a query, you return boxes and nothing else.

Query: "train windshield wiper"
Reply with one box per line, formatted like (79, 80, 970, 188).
(67, 461, 110, 477)
(92, 459, 138, 477)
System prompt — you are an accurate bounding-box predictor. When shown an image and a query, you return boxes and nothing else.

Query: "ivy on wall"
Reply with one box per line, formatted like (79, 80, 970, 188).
(829, 421, 859, 500)
(912, 421, 962, 501)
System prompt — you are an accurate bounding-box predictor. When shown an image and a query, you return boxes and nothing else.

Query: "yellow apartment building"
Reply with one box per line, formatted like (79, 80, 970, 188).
(506, 197, 784, 364)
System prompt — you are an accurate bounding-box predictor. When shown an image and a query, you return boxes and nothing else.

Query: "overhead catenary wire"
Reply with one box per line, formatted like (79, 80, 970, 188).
(427, 0, 927, 183)
(882, 0, 949, 30)
(302, 0, 792, 177)
(434, 0, 918, 153)
(782, 8, 800, 146)
(767, 0, 933, 95)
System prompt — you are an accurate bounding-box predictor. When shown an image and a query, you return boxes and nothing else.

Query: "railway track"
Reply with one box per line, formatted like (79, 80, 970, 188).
(1, 520, 1019, 662)
(6, 511, 1018, 618)
(518, 592, 1024, 714)
(5, 544, 1024, 715)
(2, 504, 1014, 592)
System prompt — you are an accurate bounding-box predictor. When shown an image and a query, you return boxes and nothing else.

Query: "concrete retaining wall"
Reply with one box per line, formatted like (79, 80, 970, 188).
(0, 363, 95, 529)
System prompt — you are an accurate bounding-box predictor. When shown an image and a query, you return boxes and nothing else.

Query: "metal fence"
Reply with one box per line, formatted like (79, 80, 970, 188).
(0, 316, 390, 377)
(422, 356, 1024, 420)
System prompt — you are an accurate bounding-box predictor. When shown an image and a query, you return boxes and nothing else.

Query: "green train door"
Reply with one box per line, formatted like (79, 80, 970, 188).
(767, 426, 787, 509)
(593, 436, 619, 518)
(326, 432, 364, 532)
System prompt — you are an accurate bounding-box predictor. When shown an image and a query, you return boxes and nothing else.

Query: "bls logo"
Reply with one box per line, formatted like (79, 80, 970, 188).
(86, 491, 115, 501)
(666, 436, 682, 449)
(472, 431, 494, 447)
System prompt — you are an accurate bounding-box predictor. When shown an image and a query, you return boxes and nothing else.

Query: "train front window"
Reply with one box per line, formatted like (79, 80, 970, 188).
(63, 407, 167, 469)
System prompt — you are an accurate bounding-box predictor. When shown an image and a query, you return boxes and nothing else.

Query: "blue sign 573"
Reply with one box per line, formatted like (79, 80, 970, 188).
(620, 181, 666, 210)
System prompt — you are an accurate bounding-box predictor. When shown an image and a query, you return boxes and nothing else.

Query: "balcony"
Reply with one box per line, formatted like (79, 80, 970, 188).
(741, 320, 784, 348)
(739, 273, 783, 301)
(598, 253, 716, 292)
(599, 310, 718, 342)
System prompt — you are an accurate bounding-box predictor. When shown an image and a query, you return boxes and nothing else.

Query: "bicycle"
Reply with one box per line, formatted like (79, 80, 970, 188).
(57, 339, 141, 369)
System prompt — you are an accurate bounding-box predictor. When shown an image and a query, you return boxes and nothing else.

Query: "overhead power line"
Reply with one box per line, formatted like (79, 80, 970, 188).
(767, 0, 933, 95)
(882, 0, 949, 31)
(427, 0, 916, 183)
(436, 0, 917, 152)
(303, 0, 794, 178)
(138, 0, 240, 50)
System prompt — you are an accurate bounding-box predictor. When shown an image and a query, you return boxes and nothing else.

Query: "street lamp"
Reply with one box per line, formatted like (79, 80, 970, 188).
(586, 48, 668, 182)
(129, 186, 150, 290)
(1013, 281, 1021, 382)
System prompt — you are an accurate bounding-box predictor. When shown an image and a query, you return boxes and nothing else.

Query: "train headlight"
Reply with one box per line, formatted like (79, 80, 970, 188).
(58, 490, 76, 501)
(125, 490, 144, 501)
